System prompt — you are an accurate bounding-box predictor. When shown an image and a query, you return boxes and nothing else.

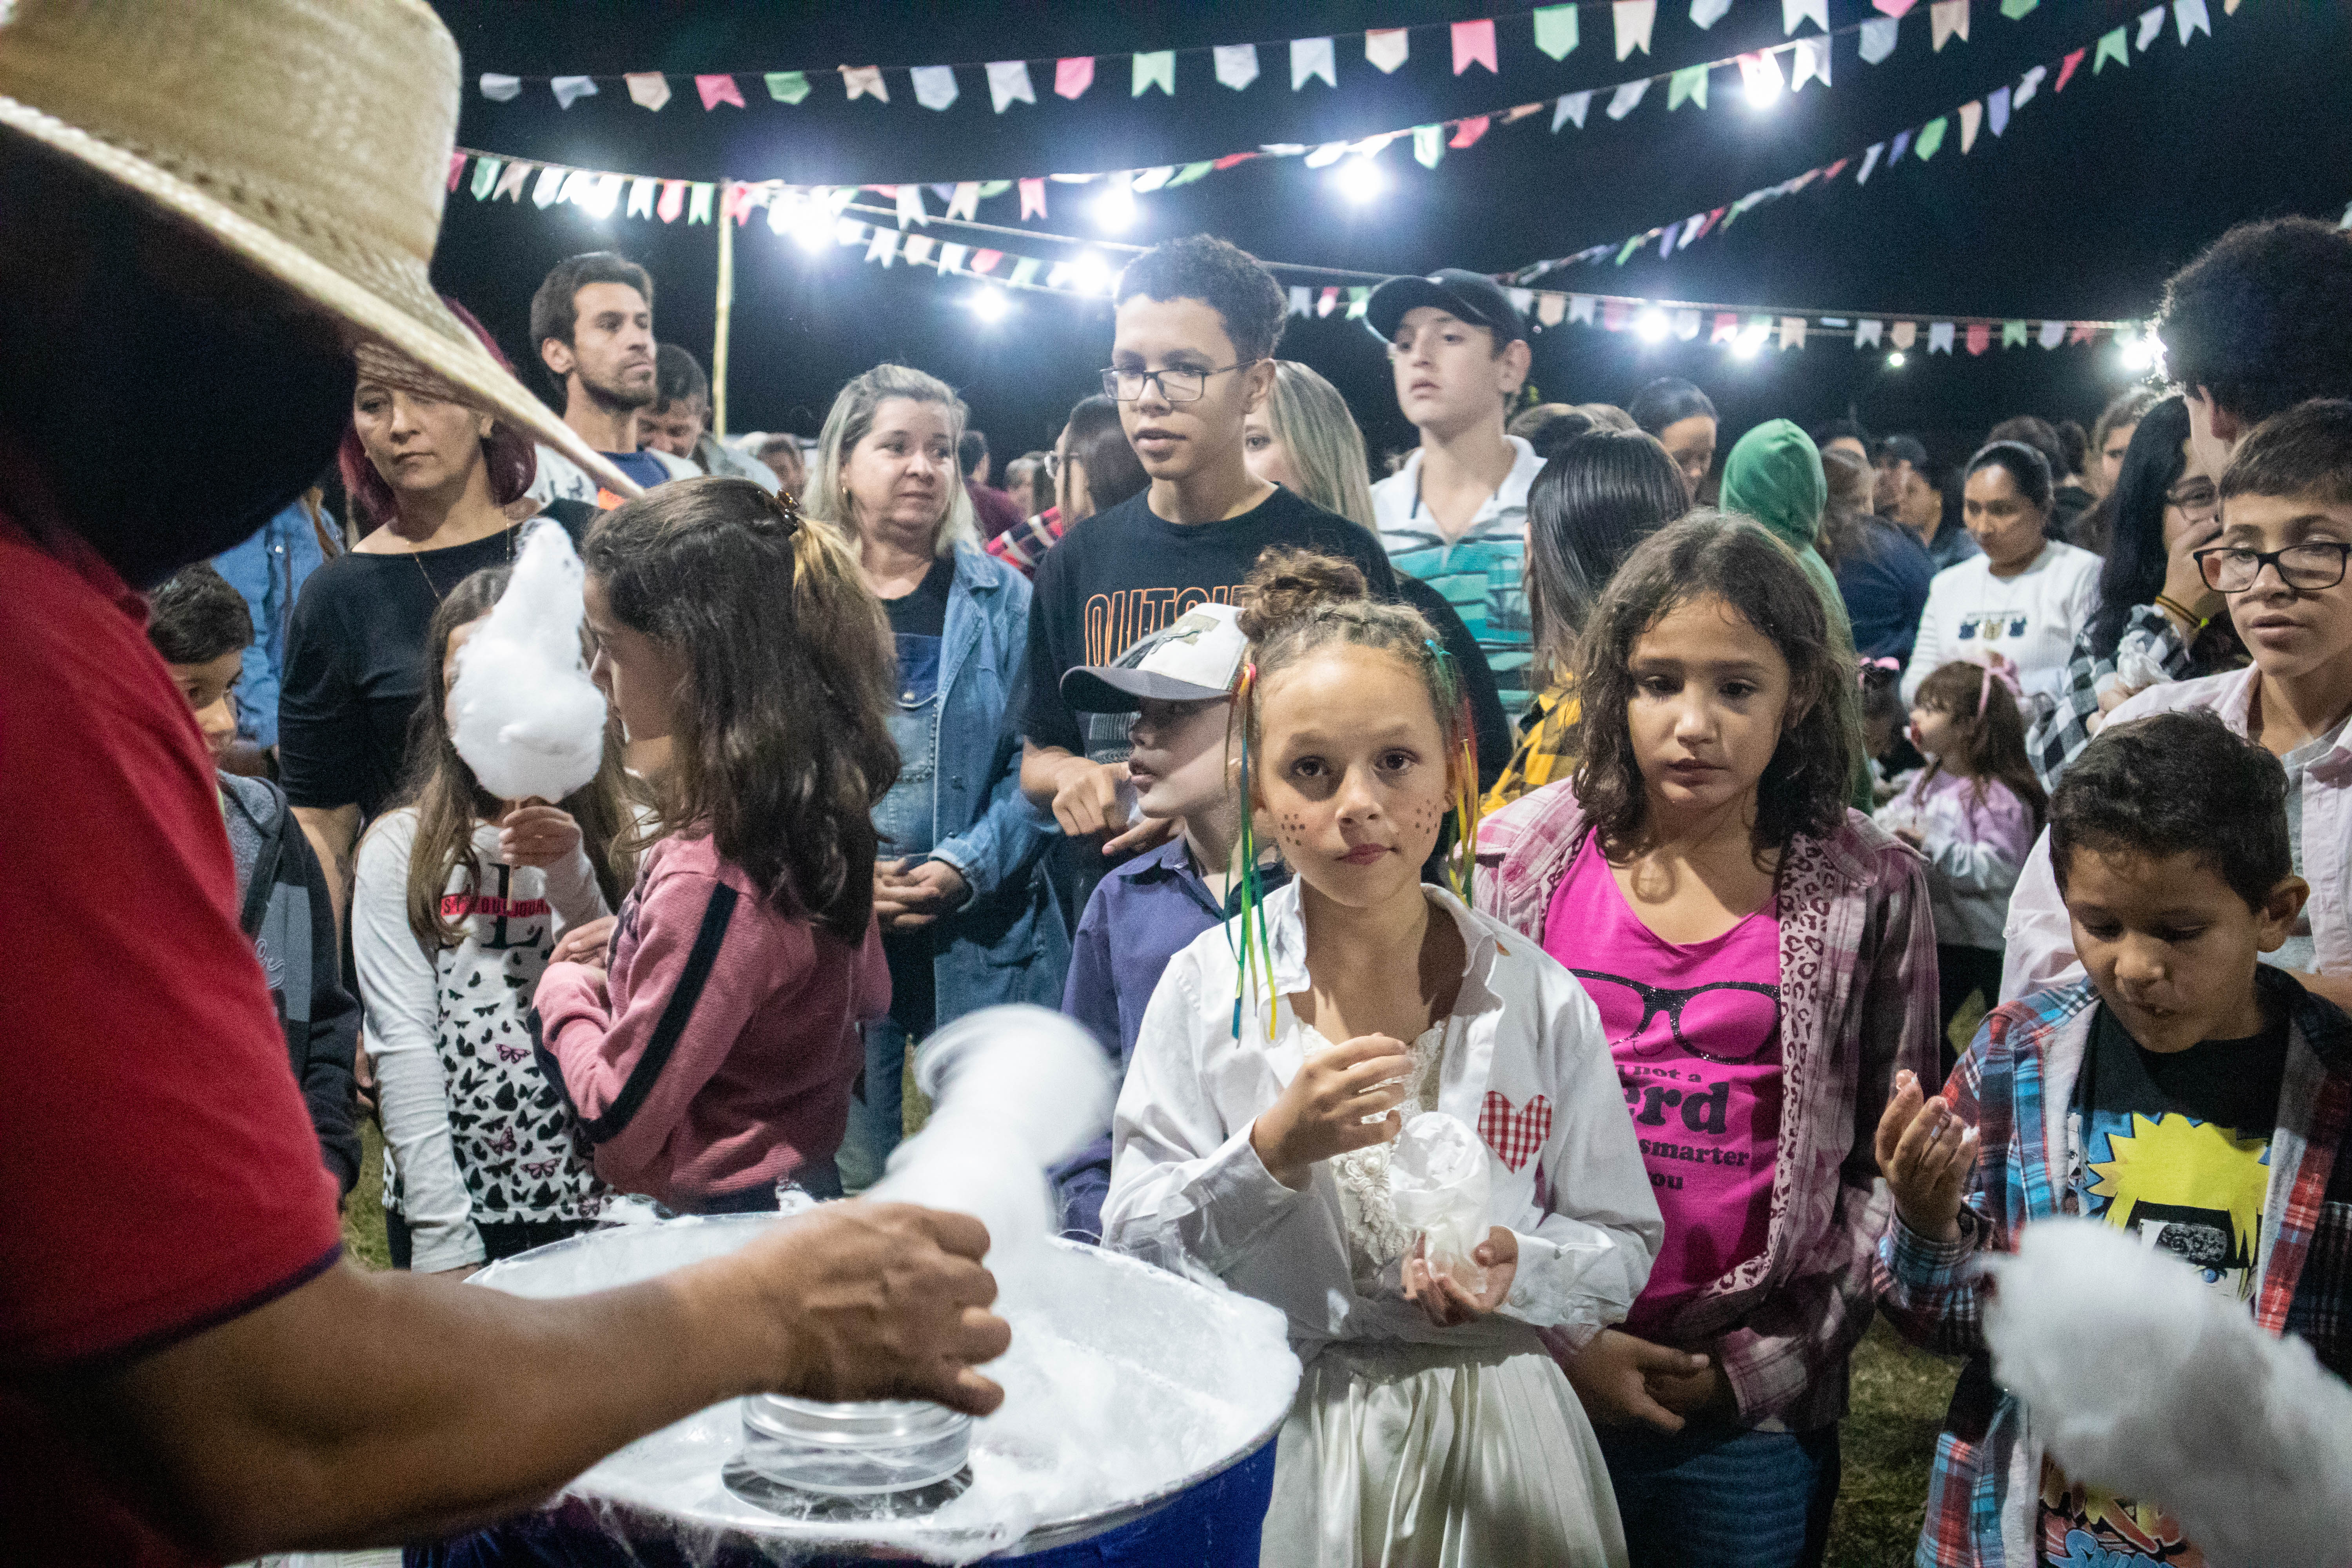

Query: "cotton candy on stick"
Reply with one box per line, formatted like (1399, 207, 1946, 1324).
(1984, 1217, 2352, 1568)
(1390, 1111, 1493, 1294)
(448, 520, 607, 804)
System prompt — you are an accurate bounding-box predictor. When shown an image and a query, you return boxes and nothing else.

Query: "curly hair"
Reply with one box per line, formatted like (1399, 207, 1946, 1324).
(1573, 512, 1857, 865)
(2158, 217, 2352, 424)
(1114, 234, 1287, 364)
(2051, 709, 2289, 910)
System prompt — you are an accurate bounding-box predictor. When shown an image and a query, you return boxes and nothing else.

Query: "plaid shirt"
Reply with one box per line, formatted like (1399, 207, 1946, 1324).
(2024, 604, 2193, 789)
(1475, 788, 1941, 1428)
(1878, 968, 2352, 1568)
(1481, 678, 1579, 817)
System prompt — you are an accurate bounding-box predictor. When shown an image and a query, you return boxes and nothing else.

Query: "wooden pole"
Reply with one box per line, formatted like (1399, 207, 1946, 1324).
(712, 187, 735, 437)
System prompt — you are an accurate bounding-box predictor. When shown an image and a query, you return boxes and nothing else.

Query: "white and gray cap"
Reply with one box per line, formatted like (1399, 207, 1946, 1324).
(1059, 603, 1247, 713)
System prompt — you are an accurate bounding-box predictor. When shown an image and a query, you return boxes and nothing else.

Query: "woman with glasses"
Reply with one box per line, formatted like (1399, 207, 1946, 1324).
(2026, 396, 2245, 785)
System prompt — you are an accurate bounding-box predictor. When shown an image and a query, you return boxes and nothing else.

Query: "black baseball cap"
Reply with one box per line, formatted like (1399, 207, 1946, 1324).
(1365, 268, 1528, 347)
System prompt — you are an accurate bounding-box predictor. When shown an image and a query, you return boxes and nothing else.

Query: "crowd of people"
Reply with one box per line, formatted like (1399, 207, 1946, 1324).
(9, 5, 2352, 1567)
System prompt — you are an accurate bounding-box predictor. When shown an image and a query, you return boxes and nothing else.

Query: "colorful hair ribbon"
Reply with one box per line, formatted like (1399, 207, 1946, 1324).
(1424, 639, 1482, 906)
(1227, 661, 1278, 1042)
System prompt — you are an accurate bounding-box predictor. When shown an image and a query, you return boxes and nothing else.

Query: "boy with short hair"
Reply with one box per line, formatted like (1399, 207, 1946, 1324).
(1877, 709, 2352, 1568)
(1364, 269, 1543, 706)
(148, 564, 361, 1194)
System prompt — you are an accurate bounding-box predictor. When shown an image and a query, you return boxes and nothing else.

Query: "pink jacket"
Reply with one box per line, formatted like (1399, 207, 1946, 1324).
(536, 833, 887, 1208)
(1475, 786, 1940, 1428)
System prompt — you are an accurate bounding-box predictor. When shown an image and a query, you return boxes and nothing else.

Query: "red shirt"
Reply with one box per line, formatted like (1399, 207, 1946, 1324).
(0, 516, 344, 1565)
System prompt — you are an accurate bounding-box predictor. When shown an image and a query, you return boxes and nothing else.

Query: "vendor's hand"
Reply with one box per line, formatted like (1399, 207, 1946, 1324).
(711, 1200, 1011, 1416)
(497, 801, 583, 868)
(1103, 812, 1181, 859)
(1248, 1034, 1414, 1190)
(1875, 1069, 1978, 1242)
(2158, 513, 2226, 627)
(1047, 756, 1131, 838)
(874, 859, 971, 931)
(550, 915, 616, 972)
(1559, 1328, 1711, 1433)
(1402, 1228, 1519, 1327)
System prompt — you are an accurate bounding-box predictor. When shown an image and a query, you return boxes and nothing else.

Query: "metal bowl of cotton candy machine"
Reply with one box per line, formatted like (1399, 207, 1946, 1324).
(465, 1214, 1301, 1564)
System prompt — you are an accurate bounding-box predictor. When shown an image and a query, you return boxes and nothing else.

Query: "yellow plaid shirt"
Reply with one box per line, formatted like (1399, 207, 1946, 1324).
(1482, 678, 1579, 816)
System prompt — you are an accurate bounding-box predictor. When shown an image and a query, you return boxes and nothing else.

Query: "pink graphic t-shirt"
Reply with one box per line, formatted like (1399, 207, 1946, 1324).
(1544, 832, 1784, 1338)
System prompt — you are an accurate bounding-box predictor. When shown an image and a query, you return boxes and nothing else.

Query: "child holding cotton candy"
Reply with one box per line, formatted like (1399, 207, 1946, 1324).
(1104, 547, 1660, 1566)
(354, 556, 638, 1274)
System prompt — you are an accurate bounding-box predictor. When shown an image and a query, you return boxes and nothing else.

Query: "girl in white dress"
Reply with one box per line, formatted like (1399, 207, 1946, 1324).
(1103, 548, 1662, 1568)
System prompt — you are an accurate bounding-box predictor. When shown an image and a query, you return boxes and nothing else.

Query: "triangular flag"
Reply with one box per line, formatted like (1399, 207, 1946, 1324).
(1603, 299, 1633, 329)
(1018, 178, 1046, 219)
(911, 65, 958, 111)
(1317, 287, 1339, 318)
(479, 73, 521, 102)
(1055, 57, 1094, 98)
(626, 176, 656, 217)
(1131, 165, 1177, 191)
(947, 182, 981, 220)
(1663, 307, 1692, 338)
(1793, 37, 1831, 89)
(1537, 293, 1567, 327)
(1614, 0, 1658, 58)
(938, 243, 969, 274)
(843, 65, 887, 102)
(1214, 44, 1260, 91)
(2002, 320, 2029, 347)
(532, 165, 566, 209)
(1891, 321, 1918, 348)
(2092, 26, 2128, 71)
(655, 178, 685, 221)
(1958, 99, 1982, 151)
(1712, 312, 1742, 343)
(1366, 29, 1410, 73)
(1287, 286, 1312, 317)
(2136, 4, 2165, 47)
(1570, 295, 1598, 324)
(866, 227, 900, 265)
(1931, 0, 1969, 49)
(1859, 18, 1900, 62)
(1889, 127, 1913, 161)
(2175, 0, 2212, 41)
(1554, 90, 1593, 130)
(2055, 47, 2086, 89)
(2070, 322, 2098, 344)
(686, 182, 715, 224)
(2039, 320, 2066, 348)
(1781, 316, 1809, 350)
(1133, 51, 1175, 96)
(985, 60, 1036, 112)
(2016, 63, 2046, 105)
(1669, 65, 1711, 109)
(1292, 37, 1338, 88)
(971, 250, 1004, 275)
(903, 235, 936, 268)
(2001, 0, 2036, 15)
(1738, 51, 1785, 98)
(1452, 19, 1499, 73)
(697, 74, 744, 110)
(1692, 0, 1734, 25)
(1965, 323, 1992, 355)
(1929, 322, 1956, 353)
(551, 75, 597, 109)
(1535, 5, 1582, 58)
(624, 73, 670, 111)
(1857, 319, 1884, 347)
(472, 158, 508, 201)
(1857, 142, 1885, 183)
(1607, 78, 1651, 118)
(445, 151, 467, 193)
(895, 183, 928, 227)
(766, 71, 811, 104)
(1347, 286, 1373, 319)
(1876, 0, 1917, 11)
(1450, 116, 1492, 148)
(1166, 160, 1216, 187)
(1988, 85, 2012, 134)
(1414, 124, 1446, 168)
(1784, 0, 1828, 31)
(1009, 258, 1042, 287)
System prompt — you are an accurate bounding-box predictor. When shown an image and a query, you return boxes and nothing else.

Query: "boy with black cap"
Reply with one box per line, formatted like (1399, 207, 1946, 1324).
(1367, 269, 1544, 706)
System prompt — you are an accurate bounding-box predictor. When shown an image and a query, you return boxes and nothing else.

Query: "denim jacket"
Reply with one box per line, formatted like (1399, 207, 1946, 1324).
(915, 543, 1069, 1022)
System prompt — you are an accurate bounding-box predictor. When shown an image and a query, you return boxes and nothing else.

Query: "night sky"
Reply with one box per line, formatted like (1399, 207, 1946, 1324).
(429, 0, 2352, 472)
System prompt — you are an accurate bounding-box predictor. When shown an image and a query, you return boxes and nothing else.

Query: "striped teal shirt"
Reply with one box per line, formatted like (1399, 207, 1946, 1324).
(1372, 435, 1544, 705)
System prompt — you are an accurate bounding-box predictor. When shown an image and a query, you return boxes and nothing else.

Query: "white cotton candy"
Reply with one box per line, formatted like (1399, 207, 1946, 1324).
(1984, 1216, 2352, 1568)
(1388, 1111, 1493, 1295)
(448, 520, 607, 803)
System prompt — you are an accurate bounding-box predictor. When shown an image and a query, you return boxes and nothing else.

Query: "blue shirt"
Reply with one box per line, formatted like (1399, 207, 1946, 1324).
(1836, 516, 1937, 666)
(604, 449, 671, 491)
(214, 499, 328, 748)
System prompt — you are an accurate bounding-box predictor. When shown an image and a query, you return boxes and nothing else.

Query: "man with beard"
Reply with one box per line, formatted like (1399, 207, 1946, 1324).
(525, 251, 695, 503)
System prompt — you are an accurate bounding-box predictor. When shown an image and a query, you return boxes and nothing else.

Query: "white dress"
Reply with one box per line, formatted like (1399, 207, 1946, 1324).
(1103, 883, 1661, 1568)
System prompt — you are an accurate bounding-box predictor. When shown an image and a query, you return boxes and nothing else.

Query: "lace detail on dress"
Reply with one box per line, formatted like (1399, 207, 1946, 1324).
(1316, 1021, 1451, 1281)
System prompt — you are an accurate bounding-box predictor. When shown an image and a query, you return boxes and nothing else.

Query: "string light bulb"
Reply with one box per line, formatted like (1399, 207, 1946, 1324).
(1887, 350, 1907, 368)
(1093, 180, 1138, 232)
(2117, 331, 2157, 374)
(1334, 157, 1389, 205)
(1070, 251, 1114, 296)
(1732, 321, 1770, 358)
(967, 287, 1010, 324)
(1635, 309, 1671, 343)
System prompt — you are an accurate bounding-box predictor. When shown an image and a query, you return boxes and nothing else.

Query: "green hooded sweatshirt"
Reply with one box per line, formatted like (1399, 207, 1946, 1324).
(1718, 419, 1873, 811)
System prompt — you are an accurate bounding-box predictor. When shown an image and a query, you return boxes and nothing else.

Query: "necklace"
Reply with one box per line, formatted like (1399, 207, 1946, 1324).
(402, 514, 517, 603)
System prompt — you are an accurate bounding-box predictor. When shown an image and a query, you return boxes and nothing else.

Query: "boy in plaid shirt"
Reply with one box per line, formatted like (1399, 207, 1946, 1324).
(1877, 710, 2352, 1568)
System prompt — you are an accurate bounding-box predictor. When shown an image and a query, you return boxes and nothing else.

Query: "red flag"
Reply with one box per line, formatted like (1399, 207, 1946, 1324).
(2054, 47, 2086, 92)
(1449, 115, 1492, 149)
(971, 250, 1004, 274)
(1054, 57, 1094, 99)
(2069, 322, 2097, 345)
(1965, 323, 1992, 356)
(1823, 158, 1850, 181)
(1452, 18, 1499, 75)
(696, 74, 745, 110)
(657, 180, 686, 223)
(447, 151, 466, 192)
(1601, 299, 1633, 331)
(1018, 178, 1047, 220)
(1317, 287, 1340, 317)
(1213, 152, 1259, 170)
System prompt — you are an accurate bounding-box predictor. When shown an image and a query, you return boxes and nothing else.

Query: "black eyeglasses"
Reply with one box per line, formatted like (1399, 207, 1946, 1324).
(1570, 970, 1783, 1065)
(2194, 541, 2352, 594)
(2164, 479, 2219, 519)
(1099, 361, 1257, 404)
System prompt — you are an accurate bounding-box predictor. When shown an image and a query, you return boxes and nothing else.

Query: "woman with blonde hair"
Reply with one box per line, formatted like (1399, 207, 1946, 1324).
(803, 364, 1066, 1189)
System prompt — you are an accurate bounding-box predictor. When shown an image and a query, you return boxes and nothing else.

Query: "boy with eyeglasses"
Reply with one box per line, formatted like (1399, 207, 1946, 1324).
(2006, 399, 2352, 1014)
(1017, 234, 1393, 910)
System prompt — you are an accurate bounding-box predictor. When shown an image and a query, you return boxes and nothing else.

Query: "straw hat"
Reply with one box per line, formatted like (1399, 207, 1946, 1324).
(0, 0, 641, 499)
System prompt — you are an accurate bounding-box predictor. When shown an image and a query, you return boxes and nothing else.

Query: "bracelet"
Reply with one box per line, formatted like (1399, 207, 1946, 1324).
(2152, 594, 2211, 633)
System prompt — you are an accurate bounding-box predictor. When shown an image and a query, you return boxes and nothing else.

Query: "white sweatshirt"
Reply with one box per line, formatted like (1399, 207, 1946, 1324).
(1103, 880, 1662, 1363)
(355, 810, 611, 1271)
(1903, 541, 2102, 706)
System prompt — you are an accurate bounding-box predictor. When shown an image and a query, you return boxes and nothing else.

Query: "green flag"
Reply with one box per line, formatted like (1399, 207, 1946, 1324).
(1132, 51, 1175, 96)
(1669, 64, 1710, 111)
(1413, 124, 1445, 169)
(1914, 116, 1948, 160)
(2002, 320, 2029, 347)
(765, 71, 811, 104)
(2000, 0, 2038, 17)
(1534, 5, 1581, 60)
(2093, 26, 2129, 71)
(1165, 160, 1216, 188)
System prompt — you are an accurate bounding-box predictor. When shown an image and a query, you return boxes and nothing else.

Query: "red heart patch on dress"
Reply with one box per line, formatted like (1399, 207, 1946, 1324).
(1479, 1091, 1553, 1173)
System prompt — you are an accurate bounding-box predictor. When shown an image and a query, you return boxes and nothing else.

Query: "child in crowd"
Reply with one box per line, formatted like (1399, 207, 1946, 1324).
(1877, 709, 2352, 1568)
(147, 565, 360, 1195)
(1476, 514, 1938, 1568)
(354, 567, 636, 1271)
(539, 477, 894, 1210)
(1877, 659, 2047, 1069)
(2004, 399, 2352, 1010)
(1053, 600, 1290, 1240)
(1857, 657, 1919, 802)
(1105, 550, 1660, 1565)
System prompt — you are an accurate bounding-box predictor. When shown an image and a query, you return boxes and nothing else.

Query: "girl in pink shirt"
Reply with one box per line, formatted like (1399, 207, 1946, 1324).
(536, 477, 896, 1210)
(1477, 513, 1938, 1568)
